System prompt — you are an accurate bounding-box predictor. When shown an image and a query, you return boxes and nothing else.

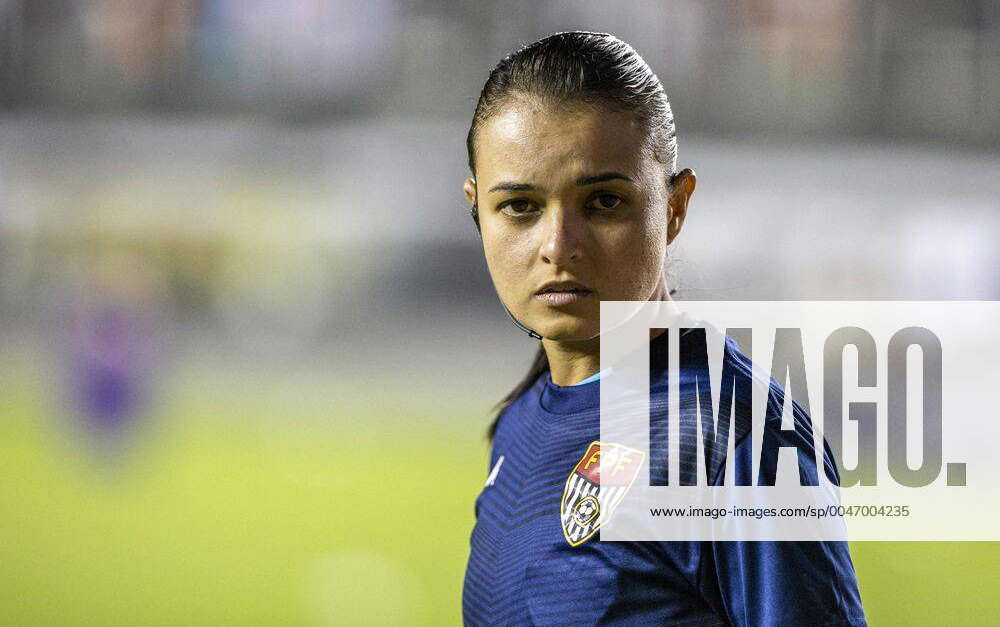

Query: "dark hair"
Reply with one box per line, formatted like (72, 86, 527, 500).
(467, 31, 679, 440)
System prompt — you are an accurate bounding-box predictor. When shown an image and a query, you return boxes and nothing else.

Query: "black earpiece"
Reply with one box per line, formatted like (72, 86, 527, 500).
(470, 204, 481, 234)
(469, 176, 482, 234)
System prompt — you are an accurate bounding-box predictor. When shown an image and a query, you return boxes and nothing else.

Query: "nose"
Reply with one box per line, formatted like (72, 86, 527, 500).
(539, 206, 583, 265)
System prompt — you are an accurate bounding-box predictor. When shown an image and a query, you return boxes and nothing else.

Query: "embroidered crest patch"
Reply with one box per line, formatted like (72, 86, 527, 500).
(561, 441, 645, 546)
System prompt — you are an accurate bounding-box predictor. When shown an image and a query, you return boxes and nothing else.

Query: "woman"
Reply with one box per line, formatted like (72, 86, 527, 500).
(461, 32, 866, 626)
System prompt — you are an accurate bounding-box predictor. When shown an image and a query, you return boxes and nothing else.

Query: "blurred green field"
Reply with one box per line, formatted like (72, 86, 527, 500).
(1, 369, 997, 626)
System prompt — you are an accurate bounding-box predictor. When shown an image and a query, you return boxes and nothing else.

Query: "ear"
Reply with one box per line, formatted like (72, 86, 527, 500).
(667, 168, 696, 245)
(464, 176, 477, 206)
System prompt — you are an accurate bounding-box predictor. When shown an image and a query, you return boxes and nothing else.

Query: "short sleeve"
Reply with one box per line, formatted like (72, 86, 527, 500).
(699, 431, 868, 626)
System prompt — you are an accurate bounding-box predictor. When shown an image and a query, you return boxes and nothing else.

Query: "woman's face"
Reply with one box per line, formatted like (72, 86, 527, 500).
(465, 98, 695, 342)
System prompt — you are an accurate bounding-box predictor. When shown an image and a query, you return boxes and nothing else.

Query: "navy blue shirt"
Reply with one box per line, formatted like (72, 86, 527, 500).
(463, 330, 867, 626)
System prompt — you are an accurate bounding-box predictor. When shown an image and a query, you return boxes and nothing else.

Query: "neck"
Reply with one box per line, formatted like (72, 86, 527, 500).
(543, 335, 601, 386)
(543, 278, 673, 386)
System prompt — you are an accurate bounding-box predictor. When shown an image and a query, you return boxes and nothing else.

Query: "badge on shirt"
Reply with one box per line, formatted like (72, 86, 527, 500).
(561, 441, 645, 546)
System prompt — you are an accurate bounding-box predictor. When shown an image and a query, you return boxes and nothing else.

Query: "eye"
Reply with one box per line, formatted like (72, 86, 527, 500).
(588, 193, 623, 211)
(498, 198, 538, 217)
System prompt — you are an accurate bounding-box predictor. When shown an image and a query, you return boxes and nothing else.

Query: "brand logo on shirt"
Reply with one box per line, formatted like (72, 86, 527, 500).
(561, 441, 645, 546)
(484, 455, 504, 487)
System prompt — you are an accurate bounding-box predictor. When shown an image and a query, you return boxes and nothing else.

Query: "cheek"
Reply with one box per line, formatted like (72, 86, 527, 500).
(597, 218, 667, 297)
(482, 232, 531, 291)
(637, 203, 669, 271)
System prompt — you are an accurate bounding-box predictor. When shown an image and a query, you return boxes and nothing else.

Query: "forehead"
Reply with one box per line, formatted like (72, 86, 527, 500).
(474, 99, 655, 185)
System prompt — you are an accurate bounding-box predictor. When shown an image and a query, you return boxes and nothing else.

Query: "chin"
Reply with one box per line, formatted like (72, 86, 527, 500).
(533, 315, 599, 342)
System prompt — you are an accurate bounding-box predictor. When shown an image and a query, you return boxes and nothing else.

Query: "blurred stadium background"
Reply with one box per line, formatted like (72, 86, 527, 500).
(1, 1, 998, 624)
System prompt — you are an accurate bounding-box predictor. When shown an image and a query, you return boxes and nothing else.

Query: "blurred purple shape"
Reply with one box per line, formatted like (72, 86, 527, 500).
(69, 298, 157, 438)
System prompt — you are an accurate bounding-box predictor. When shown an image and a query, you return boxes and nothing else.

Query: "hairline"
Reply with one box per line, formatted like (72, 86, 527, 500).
(469, 92, 676, 183)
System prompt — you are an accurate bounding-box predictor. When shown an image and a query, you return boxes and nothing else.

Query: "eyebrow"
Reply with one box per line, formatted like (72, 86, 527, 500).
(487, 171, 634, 193)
(488, 181, 537, 193)
(575, 171, 634, 186)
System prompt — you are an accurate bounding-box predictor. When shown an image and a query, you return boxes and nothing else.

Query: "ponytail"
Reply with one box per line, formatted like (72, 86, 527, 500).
(487, 344, 548, 441)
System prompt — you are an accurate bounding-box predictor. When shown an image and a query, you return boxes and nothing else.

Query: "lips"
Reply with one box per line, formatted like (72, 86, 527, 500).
(534, 281, 593, 306)
(535, 280, 591, 295)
